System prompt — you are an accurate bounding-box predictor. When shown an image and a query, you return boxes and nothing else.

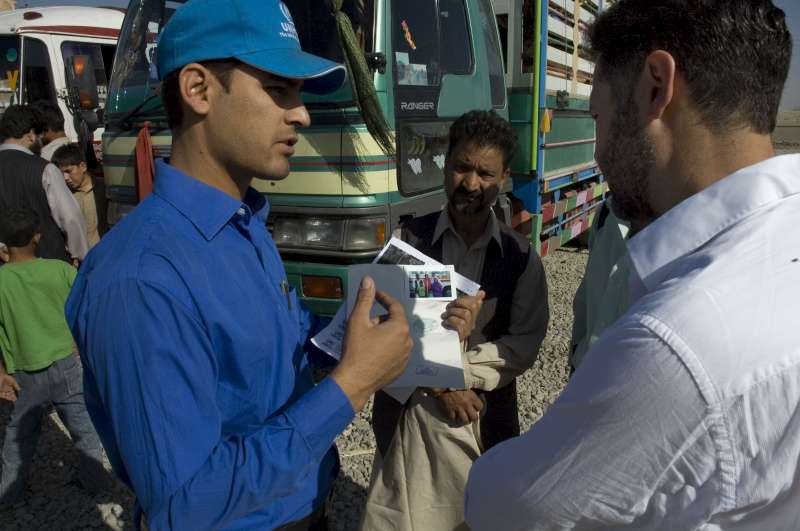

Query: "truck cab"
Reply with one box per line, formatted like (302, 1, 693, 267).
(104, 0, 507, 315)
(0, 6, 124, 149)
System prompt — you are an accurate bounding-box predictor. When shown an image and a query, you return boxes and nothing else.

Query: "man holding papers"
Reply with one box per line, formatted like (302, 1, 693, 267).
(361, 110, 550, 531)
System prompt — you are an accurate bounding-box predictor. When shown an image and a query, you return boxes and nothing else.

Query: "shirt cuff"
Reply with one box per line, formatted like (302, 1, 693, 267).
(285, 377, 355, 461)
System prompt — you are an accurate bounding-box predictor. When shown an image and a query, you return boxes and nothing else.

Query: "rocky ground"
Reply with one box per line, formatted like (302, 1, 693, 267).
(0, 247, 585, 530)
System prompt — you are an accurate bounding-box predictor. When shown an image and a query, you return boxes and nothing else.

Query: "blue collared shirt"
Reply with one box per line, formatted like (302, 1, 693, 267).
(66, 160, 354, 530)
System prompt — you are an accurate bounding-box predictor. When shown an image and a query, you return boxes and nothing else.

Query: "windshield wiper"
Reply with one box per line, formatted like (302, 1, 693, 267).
(110, 92, 162, 129)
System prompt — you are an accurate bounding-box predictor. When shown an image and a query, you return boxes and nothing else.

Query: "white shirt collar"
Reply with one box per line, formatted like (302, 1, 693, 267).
(628, 154, 800, 294)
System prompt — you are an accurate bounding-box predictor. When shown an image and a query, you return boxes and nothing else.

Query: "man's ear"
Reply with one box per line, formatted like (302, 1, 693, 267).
(640, 50, 676, 121)
(177, 63, 220, 119)
(500, 166, 510, 184)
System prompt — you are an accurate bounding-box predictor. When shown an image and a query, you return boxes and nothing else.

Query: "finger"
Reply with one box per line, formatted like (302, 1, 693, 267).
(458, 408, 471, 424)
(442, 307, 471, 321)
(468, 407, 480, 422)
(374, 290, 406, 321)
(443, 316, 467, 330)
(349, 276, 376, 322)
(10, 378, 20, 392)
(476, 290, 486, 301)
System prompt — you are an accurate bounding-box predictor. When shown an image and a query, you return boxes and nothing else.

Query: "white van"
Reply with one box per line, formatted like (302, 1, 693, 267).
(0, 6, 124, 145)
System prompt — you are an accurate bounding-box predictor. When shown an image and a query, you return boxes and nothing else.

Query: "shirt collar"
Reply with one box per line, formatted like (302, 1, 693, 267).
(433, 207, 504, 255)
(0, 143, 33, 155)
(153, 159, 269, 241)
(628, 154, 800, 294)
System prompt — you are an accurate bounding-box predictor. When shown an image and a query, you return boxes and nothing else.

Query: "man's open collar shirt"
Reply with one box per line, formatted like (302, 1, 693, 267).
(466, 154, 800, 530)
(67, 160, 354, 530)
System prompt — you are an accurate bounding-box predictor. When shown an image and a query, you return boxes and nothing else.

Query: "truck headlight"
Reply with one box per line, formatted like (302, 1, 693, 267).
(344, 217, 386, 250)
(272, 216, 343, 249)
(271, 216, 386, 251)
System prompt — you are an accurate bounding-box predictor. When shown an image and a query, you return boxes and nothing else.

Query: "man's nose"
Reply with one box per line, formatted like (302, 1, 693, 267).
(463, 172, 481, 192)
(287, 103, 311, 128)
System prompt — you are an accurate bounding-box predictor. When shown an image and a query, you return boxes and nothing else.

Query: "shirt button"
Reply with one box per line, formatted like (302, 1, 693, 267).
(237, 207, 246, 216)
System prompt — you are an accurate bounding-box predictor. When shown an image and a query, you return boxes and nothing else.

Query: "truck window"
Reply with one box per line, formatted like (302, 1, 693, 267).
(439, 0, 472, 75)
(476, 0, 506, 107)
(522, 0, 535, 73)
(397, 121, 450, 195)
(0, 36, 20, 112)
(22, 38, 55, 105)
(286, 0, 375, 61)
(394, 0, 440, 86)
(62, 42, 112, 109)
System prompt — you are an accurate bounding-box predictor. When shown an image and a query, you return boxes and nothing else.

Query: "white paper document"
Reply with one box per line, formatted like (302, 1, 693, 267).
(310, 237, 480, 362)
(345, 264, 465, 394)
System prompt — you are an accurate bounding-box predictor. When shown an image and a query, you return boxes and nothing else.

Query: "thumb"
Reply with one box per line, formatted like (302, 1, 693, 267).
(350, 276, 376, 323)
(10, 377, 20, 392)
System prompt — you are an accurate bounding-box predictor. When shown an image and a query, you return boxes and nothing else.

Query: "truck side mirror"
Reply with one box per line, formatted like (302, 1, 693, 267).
(65, 55, 99, 110)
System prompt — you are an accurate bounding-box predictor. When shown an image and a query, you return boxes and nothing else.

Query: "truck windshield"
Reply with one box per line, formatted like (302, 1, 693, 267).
(107, 0, 373, 120)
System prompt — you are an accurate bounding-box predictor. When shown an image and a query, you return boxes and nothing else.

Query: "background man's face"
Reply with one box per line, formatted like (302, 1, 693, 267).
(60, 163, 88, 190)
(445, 141, 508, 216)
(590, 75, 657, 225)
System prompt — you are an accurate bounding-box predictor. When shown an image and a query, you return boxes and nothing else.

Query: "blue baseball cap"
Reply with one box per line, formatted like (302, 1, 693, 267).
(156, 0, 347, 94)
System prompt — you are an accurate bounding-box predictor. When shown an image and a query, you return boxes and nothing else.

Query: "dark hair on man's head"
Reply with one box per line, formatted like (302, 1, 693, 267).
(0, 105, 45, 140)
(51, 143, 85, 167)
(161, 59, 241, 129)
(0, 209, 40, 248)
(447, 110, 518, 168)
(587, 0, 792, 134)
(31, 100, 65, 133)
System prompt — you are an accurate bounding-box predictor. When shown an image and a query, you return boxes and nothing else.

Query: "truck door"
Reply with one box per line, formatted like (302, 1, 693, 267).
(390, 0, 506, 222)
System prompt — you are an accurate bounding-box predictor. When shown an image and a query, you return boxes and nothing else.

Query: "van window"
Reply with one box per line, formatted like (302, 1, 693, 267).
(62, 42, 115, 109)
(0, 36, 21, 112)
(22, 38, 55, 105)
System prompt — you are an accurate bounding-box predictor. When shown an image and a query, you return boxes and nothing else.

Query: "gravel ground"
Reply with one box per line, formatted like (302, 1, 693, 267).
(0, 248, 588, 531)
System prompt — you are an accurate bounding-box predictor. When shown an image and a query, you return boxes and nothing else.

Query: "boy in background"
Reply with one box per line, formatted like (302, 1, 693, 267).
(0, 209, 105, 504)
(52, 144, 100, 248)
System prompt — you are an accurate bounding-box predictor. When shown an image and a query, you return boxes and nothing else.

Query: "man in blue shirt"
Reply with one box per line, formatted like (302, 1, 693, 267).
(66, 1, 418, 529)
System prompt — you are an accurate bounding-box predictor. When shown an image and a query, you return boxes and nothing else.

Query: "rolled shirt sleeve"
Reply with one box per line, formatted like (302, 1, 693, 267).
(464, 314, 716, 530)
(462, 251, 549, 391)
(42, 163, 89, 260)
(69, 278, 354, 529)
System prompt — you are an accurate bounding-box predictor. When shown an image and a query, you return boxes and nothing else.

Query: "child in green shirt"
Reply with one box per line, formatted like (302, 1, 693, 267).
(0, 209, 106, 505)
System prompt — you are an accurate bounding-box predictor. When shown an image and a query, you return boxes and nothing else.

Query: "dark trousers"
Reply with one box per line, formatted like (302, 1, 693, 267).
(0, 355, 104, 504)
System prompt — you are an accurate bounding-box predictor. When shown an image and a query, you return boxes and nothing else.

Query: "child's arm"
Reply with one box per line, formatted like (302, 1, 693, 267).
(0, 356, 20, 402)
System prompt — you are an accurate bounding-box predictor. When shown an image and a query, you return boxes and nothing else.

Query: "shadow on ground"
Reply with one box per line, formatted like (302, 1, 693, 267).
(0, 400, 135, 530)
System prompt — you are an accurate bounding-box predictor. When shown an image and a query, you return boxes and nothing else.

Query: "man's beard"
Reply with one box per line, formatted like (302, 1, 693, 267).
(29, 138, 43, 156)
(449, 185, 499, 216)
(598, 96, 657, 226)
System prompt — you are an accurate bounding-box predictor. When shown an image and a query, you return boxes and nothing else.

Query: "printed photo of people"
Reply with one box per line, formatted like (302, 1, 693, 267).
(408, 270, 452, 299)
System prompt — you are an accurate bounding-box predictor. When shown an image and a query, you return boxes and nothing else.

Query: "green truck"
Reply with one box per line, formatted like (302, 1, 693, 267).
(99, 0, 612, 315)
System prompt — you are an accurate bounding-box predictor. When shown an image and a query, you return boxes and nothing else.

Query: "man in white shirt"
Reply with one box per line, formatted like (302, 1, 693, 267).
(465, 1, 799, 529)
(32, 100, 71, 162)
(0, 105, 88, 263)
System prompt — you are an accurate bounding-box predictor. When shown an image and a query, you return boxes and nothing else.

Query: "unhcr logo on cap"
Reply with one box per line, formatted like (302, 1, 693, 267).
(279, 2, 299, 42)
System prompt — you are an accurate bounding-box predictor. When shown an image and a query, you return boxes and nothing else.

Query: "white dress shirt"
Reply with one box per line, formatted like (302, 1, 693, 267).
(0, 143, 88, 260)
(40, 135, 72, 161)
(465, 154, 800, 530)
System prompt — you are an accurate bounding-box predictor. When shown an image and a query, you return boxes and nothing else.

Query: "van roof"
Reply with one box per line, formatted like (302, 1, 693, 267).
(0, 6, 125, 39)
